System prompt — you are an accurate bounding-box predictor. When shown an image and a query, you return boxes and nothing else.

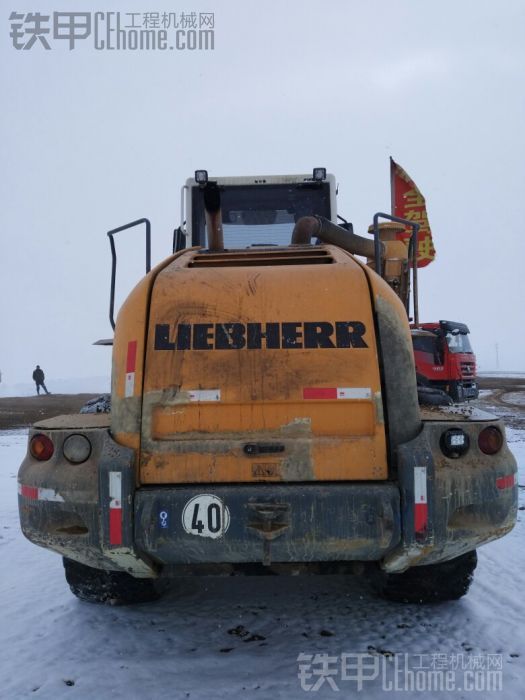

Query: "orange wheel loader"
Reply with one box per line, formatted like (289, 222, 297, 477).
(18, 169, 517, 604)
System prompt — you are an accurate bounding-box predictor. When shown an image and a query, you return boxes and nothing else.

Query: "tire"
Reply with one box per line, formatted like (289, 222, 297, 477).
(63, 558, 165, 605)
(377, 550, 477, 603)
(417, 386, 453, 407)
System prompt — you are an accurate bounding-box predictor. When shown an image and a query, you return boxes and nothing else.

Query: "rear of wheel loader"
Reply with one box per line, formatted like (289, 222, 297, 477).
(17, 171, 517, 604)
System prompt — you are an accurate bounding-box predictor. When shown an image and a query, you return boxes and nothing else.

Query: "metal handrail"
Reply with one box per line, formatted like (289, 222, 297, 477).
(107, 218, 151, 330)
(372, 212, 420, 326)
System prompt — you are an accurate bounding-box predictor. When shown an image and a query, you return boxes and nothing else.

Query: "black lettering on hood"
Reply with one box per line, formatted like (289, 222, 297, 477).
(154, 322, 369, 350)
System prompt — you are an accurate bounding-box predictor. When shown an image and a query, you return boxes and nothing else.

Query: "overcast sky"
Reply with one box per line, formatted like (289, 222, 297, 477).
(1, 0, 524, 387)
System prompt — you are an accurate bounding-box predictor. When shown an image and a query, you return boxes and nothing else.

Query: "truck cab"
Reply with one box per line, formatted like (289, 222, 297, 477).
(412, 321, 478, 401)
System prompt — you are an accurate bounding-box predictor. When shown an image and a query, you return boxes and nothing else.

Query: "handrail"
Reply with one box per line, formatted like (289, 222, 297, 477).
(107, 218, 151, 330)
(372, 212, 420, 326)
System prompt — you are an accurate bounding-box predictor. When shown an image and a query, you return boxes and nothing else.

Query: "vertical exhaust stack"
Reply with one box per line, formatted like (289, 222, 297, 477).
(203, 182, 224, 252)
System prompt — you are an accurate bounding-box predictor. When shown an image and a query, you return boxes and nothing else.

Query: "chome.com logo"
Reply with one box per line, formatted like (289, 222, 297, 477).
(9, 10, 215, 51)
(297, 652, 504, 693)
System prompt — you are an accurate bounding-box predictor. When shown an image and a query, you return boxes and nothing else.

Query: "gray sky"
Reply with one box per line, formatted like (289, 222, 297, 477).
(1, 0, 524, 386)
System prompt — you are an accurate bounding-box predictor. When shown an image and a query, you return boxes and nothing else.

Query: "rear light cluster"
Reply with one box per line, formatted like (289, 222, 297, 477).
(29, 434, 54, 461)
(478, 426, 503, 455)
(439, 426, 503, 458)
(440, 429, 469, 459)
(29, 433, 92, 464)
(63, 434, 92, 464)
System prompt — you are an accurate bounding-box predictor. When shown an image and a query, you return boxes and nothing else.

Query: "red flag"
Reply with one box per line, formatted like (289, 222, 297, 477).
(390, 157, 436, 267)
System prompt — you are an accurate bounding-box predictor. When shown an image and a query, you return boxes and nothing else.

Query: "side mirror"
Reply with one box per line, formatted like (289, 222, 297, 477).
(173, 226, 187, 253)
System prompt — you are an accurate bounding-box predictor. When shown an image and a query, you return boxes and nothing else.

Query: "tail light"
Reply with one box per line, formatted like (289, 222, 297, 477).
(30, 434, 54, 461)
(478, 426, 503, 455)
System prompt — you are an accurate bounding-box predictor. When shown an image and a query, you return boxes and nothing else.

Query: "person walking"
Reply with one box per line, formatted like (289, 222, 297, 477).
(32, 365, 50, 395)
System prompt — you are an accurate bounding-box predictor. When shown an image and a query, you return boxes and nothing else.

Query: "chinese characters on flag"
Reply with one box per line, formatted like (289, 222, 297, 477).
(390, 157, 436, 267)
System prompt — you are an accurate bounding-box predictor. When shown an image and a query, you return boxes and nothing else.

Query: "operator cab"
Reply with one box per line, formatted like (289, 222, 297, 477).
(176, 169, 338, 250)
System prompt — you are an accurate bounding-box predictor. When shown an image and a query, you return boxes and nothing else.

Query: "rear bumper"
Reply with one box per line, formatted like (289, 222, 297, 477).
(134, 483, 401, 566)
(426, 379, 479, 401)
(382, 417, 516, 571)
(18, 425, 155, 577)
(18, 416, 517, 577)
(461, 381, 479, 399)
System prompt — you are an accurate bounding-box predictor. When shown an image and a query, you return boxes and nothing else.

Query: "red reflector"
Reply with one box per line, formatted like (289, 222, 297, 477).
(109, 508, 123, 545)
(414, 502, 428, 533)
(20, 484, 38, 499)
(478, 426, 503, 455)
(126, 340, 137, 373)
(496, 474, 515, 490)
(30, 434, 54, 461)
(303, 388, 337, 400)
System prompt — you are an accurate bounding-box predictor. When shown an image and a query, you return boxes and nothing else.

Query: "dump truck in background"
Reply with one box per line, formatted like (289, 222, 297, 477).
(412, 321, 479, 402)
(18, 169, 517, 605)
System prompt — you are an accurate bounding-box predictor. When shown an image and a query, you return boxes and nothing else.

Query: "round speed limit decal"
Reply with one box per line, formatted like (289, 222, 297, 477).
(182, 494, 230, 539)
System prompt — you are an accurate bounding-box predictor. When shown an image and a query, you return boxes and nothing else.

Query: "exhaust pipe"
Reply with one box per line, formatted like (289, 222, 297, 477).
(291, 216, 381, 259)
(203, 182, 224, 252)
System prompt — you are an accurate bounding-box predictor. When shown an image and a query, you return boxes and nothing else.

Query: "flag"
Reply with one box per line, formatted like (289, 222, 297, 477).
(390, 157, 436, 267)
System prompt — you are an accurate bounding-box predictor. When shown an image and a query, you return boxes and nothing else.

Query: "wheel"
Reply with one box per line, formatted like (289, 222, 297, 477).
(63, 558, 165, 605)
(417, 386, 453, 407)
(377, 550, 477, 603)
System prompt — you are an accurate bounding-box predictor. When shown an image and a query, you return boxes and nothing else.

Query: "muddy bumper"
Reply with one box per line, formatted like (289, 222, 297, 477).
(134, 484, 401, 567)
(461, 382, 479, 400)
(18, 423, 155, 578)
(18, 425, 400, 574)
(382, 416, 517, 572)
(18, 415, 517, 577)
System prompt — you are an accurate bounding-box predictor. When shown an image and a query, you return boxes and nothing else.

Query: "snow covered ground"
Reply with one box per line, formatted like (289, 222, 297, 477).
(1, 429, 524, 699)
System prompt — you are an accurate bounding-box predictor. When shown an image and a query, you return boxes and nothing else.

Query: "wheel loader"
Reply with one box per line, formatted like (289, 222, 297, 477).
(18, 169, 517, 604)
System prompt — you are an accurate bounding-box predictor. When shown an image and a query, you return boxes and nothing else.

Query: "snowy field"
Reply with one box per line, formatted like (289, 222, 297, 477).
(1, 428, 524, 699)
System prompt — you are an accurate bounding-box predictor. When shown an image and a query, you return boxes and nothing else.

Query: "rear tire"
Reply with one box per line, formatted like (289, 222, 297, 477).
(377, 550, 477, 603)
(63, 558, 165, 605)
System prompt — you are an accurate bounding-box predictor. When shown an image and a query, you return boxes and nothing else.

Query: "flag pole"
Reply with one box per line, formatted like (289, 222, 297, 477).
(390, 156, 396, 216)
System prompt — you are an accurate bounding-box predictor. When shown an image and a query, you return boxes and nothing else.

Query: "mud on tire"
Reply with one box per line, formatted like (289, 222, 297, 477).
(63, 558, 165, 605)
(377, 550, 477, 603)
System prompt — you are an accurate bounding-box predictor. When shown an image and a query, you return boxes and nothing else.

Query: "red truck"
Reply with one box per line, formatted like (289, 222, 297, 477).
(411, 320, 478, 402)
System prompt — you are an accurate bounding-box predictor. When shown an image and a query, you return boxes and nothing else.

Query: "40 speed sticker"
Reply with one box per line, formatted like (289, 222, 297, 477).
(182, 494, 230, 539)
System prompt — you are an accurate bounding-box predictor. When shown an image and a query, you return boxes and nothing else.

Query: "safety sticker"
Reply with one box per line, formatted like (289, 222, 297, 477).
(182, 494, 230, 539)
(109, 471, 123, 546)
(159, 510, 169, 529)
(496, 473, 517, 490)
(303, 387, 372, 400)
(188, 389, 221, 402)
(125, 340, 137, 398)
(18, 483, 64, 502)
(413, 466, 428, 534)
